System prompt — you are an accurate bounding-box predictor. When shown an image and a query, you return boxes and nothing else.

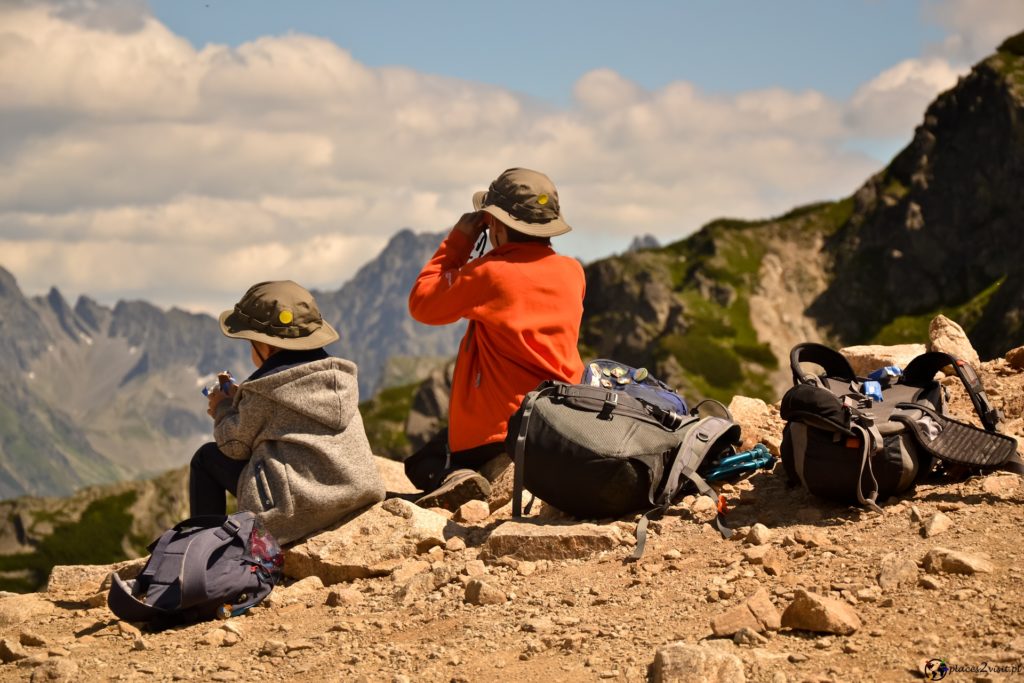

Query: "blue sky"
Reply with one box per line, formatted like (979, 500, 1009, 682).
(1, 0, 1020, 311)
(151, 1, 943, 105)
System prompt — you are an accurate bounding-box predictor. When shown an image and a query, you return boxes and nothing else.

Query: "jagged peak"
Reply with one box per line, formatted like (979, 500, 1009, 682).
(0, 265, 23, 299)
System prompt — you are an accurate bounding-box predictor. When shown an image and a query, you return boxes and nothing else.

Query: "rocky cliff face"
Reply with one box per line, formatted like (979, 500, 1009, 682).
(316, 229, 466, 399)
(578, 38, 1024, 400)
(809, 36, 1024, 356)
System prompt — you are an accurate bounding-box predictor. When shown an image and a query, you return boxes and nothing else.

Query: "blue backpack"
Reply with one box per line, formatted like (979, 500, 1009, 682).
(582, 359, 688, 420)
(108, 512, 282, 624)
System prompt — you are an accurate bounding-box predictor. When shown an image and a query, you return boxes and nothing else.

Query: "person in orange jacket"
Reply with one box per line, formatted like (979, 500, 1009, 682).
(407, 168, 585, 509)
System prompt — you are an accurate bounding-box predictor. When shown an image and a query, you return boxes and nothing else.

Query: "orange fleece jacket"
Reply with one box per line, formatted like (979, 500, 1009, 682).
(409, 229, 585, 452)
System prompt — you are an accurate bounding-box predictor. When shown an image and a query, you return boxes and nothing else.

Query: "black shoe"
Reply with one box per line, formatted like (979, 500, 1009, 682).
(414, 469, 490, 511)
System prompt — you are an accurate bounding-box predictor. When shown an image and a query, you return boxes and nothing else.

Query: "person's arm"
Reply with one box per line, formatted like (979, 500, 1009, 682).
(408, 213, 492, 325)
(212, 390, 262, 460)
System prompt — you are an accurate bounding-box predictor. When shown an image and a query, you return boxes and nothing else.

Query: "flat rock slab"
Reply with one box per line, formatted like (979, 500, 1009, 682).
(781, 589, 861, 635)
(284, 498, 463, 583)
(651, 641, 746, 683)
(46, 558, 146, 601)
(483, 521, 630, 561)
(922, 547, 994, 575)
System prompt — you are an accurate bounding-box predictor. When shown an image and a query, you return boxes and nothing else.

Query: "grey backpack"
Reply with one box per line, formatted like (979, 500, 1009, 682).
(108, 512, 282, 624)
(780, 343, 1018, 509)
(506, 380, 743, 558)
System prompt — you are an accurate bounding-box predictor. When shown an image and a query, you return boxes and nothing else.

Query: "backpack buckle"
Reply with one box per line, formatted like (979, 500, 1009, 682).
(221, 518, 242, 537)
(597, 392, 618, 421)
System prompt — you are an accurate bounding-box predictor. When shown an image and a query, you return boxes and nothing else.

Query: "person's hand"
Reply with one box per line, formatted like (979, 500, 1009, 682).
(453, 211, 486, 239)
(206, 379, 237, 418)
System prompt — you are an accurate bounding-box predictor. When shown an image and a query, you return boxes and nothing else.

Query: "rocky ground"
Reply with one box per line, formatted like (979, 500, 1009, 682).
(1, 323, 1024, 682)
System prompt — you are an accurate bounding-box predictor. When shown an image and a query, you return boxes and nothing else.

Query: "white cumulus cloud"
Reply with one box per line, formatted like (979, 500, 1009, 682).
(0, 0, 1008, 313)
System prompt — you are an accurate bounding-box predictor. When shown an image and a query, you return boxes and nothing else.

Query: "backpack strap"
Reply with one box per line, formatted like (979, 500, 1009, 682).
(629, 417, 740, 560)
(902, 352, 1002, 432)
(850, 423, 884, 512)
(790, 343, 857, 387)
(178, 514, 255, 610)
(511, 386, 558, 518)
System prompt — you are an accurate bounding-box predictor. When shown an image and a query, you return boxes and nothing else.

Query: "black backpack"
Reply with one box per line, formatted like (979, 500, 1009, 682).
(780, 343, 1018, 509)
(506, 380, 742, 558)
(108, 512, 282, 624)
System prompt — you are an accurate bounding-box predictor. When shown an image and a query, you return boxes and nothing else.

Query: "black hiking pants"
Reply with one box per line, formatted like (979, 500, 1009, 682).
(404, 428, 506, 493)
(189, 442, 248, 517)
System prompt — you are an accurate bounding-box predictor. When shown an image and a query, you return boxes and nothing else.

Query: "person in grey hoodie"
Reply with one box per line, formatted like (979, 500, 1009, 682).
(190, 280, 385, 545)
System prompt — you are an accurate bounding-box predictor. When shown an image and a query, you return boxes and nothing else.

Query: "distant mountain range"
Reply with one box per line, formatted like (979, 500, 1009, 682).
(0, 229, 461, 499)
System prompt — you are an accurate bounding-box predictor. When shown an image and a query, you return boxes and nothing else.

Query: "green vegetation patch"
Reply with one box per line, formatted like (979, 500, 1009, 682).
(359, 382, 419, 460)
(872, 277, 1004, 345)
(0, 491, 142, 593)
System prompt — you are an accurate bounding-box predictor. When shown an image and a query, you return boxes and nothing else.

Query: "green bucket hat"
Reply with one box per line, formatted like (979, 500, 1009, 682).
(218, 280, 338, 351)
(472, 168, 572, 237)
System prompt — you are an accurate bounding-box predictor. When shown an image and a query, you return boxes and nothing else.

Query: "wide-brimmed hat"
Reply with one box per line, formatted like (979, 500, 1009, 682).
(218, 280, 338, 351)
(472, 168, 572, 237)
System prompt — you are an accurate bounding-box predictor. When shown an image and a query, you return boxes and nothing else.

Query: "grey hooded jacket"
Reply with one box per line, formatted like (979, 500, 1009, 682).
(213, 355, 385, 545)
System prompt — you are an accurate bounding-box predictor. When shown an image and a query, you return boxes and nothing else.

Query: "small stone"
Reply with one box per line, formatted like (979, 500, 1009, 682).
(909, 506, 925, 522)
(517, 561, 537, 577)
(1006, 346, 1024, 370)
(18, 632, 47, 647)
(445, 536, 467, 552)
(200, 629, 227, 647)
(920, 512, 952, 538)
(132, 638, 149, 651)
(746, 524, 773, 546)
(734, 627, 768, 647)
(762, 549, 787, 576)
(259, 640, 287, 658)
(918, 576, 943, 590)
(0, 638, 28, 663)
(326, 588, 363, 607)
(922, 548, 994, 575)
(117, 621, 142, 640)
(391, 559, 431, 584)
(29, 658, 78, 682)
(286, 640, 315, 653)
(222, 632, 241, 647)
(743, 546, 771, 564)
(463, 559, 487, 577)
(458, 500, 490, 524)
(793, 529, 828, 548)
(878, 552, 920, 591)
(691, 497, 716, 516)
(782, 589, 861, 635)
(465, 579, 506, 606)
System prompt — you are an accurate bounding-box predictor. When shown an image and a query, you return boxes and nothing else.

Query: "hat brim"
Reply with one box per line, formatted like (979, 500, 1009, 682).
(472, 190, 572, 237)
(218, 310, 339, 351)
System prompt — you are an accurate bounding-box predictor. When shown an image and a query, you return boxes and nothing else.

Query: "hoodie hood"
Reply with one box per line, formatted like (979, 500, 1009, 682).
(241, 357, 358, 432)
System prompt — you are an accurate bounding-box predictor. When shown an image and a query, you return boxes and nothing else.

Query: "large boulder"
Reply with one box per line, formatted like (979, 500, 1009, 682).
(283, 498, 463, 584)
(928, 315, 981, 367)
(840, 344, 926, 377)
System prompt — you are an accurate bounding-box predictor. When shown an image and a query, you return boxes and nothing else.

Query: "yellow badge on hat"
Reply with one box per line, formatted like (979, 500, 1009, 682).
(537, 194, 549, 205)
(278, 310, 293, 324)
